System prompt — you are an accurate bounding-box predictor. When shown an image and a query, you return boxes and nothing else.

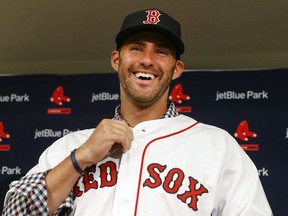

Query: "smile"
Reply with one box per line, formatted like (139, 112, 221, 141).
(135, 72, 156, 80)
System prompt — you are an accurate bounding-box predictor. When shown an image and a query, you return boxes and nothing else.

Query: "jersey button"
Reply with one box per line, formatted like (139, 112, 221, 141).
(132, 142, 137, 149)
(120, 197, 128, 204)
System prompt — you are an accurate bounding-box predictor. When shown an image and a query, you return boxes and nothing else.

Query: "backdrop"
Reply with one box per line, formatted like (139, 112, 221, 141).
(0, 69, 287, 215)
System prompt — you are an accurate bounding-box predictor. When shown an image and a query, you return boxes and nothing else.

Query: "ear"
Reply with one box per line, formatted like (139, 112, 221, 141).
(111, 50, 120, 72)
(172, 60, 184, 80)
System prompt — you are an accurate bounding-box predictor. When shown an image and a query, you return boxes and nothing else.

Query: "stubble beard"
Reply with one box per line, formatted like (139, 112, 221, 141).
(118, 63, 175, 107)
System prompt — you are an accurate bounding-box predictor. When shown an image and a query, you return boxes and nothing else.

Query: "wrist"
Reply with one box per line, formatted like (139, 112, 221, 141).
(70, 149, 86, 174)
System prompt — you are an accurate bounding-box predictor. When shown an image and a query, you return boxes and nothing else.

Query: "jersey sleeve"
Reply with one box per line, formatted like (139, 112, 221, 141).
(2, 130, 92, 215)
(216, 131, 273, 215)
(2, 171, 74, 216)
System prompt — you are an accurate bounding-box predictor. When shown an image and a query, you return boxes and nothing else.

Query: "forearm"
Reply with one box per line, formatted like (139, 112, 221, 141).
(5, 119, 133, 215)
(46, 149, 87, 215)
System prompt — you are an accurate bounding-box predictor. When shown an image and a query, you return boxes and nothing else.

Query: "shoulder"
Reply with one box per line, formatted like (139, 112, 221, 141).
(174, 114, 231, 136)
(27, 128, 94, 174)
(49, 128, 94, 151)
(174, 115, 242, 152)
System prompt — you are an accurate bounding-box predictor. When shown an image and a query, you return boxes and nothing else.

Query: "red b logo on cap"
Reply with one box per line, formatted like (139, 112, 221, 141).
(143, 9, 161, 25)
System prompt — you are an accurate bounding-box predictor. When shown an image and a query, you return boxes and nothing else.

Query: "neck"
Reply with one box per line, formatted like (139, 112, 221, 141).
(120, 97, 168, 127)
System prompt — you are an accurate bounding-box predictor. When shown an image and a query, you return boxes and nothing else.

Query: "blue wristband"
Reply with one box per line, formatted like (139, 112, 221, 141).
(70, 149, 84, 174)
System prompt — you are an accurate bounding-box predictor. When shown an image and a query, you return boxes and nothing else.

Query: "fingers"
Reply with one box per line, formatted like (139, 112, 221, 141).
(108, 119, 133, 153)
(79, 119, 133, 165)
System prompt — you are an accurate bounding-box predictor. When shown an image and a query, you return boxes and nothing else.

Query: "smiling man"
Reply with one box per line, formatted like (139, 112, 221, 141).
(111, 31, 184, 126)
(2, 8, 272, 216)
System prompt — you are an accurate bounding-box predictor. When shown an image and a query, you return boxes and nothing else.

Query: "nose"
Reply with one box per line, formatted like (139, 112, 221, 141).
(140, 50, 155, 67)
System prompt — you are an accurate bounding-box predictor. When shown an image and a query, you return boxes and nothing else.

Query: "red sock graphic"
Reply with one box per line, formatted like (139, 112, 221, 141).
(177, 84, 190, 100)
(169, 84, 182, 103)
(242, 122, 257, 138)
(0, 122, 10, 139)
(50, 86, 70, 105)
(234, 120, 257, 141)
(169, 84, 190, 104)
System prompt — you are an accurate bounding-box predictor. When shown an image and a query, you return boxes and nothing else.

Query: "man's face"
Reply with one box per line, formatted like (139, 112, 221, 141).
(112, 31, 184, 107)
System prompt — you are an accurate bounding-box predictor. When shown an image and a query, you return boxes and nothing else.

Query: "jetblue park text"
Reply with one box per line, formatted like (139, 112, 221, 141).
(91, 92, 119, 102)
(216, 90, 268, 101)
(34, 129, 78, 139)
(0, 93, 30, 102)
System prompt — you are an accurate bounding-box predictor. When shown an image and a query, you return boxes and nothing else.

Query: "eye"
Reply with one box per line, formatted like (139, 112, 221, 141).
(156, 49, 169, 56)
(131, 46, 142, 52)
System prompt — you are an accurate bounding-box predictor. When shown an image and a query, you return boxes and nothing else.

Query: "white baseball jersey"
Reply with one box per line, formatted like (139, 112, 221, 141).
(24, 115, 272, 215)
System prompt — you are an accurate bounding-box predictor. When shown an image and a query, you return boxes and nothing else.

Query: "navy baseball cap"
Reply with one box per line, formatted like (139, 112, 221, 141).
(115, 8, 185, 58)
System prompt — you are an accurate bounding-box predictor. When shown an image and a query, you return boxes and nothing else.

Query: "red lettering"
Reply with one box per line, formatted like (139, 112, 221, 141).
(99, 161, 118, 187)
(143, 9, 161, 25)
(143, 163, 166, 188)
(163, 168, 184, 194)
(83, 164, 98, 192)
(73, 180, 83, 197)
(143, 163, 209, 211)
(73, 161, 120, 197)
(177, 176, 208, 211)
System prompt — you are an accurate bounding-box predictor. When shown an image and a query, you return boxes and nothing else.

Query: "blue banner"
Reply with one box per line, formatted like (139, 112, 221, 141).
(0, 68, 287, 215)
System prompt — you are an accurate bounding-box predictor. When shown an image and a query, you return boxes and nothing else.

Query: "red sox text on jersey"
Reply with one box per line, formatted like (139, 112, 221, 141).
(73, 160, 209, 212)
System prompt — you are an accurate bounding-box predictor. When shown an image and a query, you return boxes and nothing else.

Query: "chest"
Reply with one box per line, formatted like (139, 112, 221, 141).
(72, 127, 220, 216)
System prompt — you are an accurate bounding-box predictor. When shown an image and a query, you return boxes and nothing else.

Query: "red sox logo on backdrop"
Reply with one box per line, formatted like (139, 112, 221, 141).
(73, 161, 208, 212)
(234, 120, 259, 151)
(47, 86, 72, 115)
(0, 122, 11, 152)
(169, 83, 192, 113)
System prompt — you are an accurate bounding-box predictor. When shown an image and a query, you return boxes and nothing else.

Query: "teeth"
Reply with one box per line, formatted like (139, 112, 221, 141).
(135, 72, 155, 80)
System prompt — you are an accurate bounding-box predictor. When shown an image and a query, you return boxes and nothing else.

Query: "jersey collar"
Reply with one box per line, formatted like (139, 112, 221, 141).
(113, 101, 179, 122)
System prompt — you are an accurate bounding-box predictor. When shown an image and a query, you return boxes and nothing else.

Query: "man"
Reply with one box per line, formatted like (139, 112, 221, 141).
(2, 8, 272, 215)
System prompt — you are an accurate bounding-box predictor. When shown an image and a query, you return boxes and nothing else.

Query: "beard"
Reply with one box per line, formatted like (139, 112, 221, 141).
(118, 62, 175, 107)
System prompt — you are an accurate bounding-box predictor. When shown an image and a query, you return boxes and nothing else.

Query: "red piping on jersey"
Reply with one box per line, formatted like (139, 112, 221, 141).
(133, 121, 200, 216)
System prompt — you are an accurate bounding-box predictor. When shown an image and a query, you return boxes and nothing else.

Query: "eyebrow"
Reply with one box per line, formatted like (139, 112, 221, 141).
(126, 38, 175, 50)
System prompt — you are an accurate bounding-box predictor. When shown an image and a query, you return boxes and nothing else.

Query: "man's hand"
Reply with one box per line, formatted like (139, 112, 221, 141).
(77, 119, 133, 168)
